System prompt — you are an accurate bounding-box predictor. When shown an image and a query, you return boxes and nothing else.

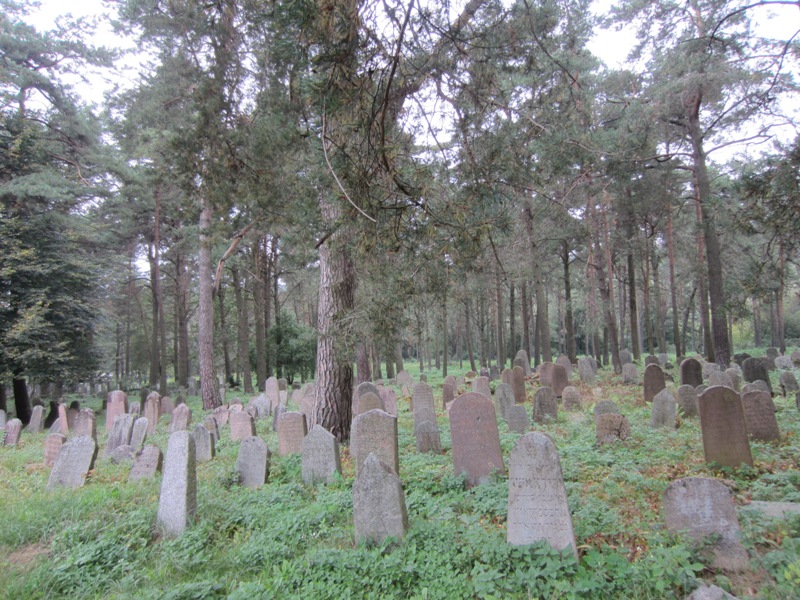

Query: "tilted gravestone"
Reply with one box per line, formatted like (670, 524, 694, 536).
(414, 420, 442, 454)
(168, 403, 192, 434)
(28, 405, 44, 433)
(157, 431, 197, 537)
(351, 409, 399, 475)
(277, 411, 307, 456)
(192, 424, 215, 462)
(680, 358, 704, 387)
(144, 393, 160, 435)
(742, 357, 773, 395)
(561, 386, 582, 411)
(644, 355, 659, 367)
(46, 435, 97, 490)
(272, 403, 286, 432)
(230, 411, 257, 442)
(129, 445, 163, 482)
(532, 387, 558, 423)
(56, 404, 69, 435)
(353, 453, 408, 545)
(663, 477, 749, 572)
(250, 393, 270, 419)
(379, 386, 398, 416)
(505, 405, 529, 434)
(472, 376, 491, 400)
(396, 370, 415, 388)
(302, 425, 341, 485)
(677, 385, 699, 418)
(775, 355, 793, 370)
(740, 391, 780, 441)
(538, 362, 556, 389)
(130, 417, 148, 451)
(449, 392, 504, 487)
(650, 389, 677, 429)
(105, 413, 134, 457)
(202, 415, 220, 444)
(236, 436, 270, 489)
(43, 433, 67, 467)
(596, 413, 630, 445)
(105, 390, 128, 432)
(779, 371, 798, 395)
(494, 383, 514, 419)
(622, 363, 638, 385)
(507, 432, 577, 558)
(212, 405, 229, 428)
(411, 382, 436, 431)
(511, 366, 527, 404)
(698, 386, 753, 468)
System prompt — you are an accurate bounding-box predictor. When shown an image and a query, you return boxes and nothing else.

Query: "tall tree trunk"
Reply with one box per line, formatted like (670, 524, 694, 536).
(148, 241, 160, 389)
(371, 343, 383, 380)
(218, 283, 232, 384)
(626, 226, 641, 359)
(777, 238, 786, 353)
(356, 342, 371, 383)
(478, 296, 488, 368)
(252, 245, 267, 391)
(562, 241, 576, 363)
(395, 341, 405, 375)
(521, 280, 531, 361)
(618, 267, 627, 353)
(263, 237, 273, 378)
(642, 246, 653, 354)
(441, 300, 448, 377)
(465, 300, 477, 372)
(198, 199, 220, 409)
(232, 266, 253, 393)
(495, 269, 504, 368)
(508, 281, 516, 359)
(588, 197, 621, 373)
(12, 374, 31, 425)
(694, 192, 714, 362)
(523, 206, 552, 363)
(753, 298, 762, 347)
(666, 206, 682, 357)
(652, 243, 666, 354)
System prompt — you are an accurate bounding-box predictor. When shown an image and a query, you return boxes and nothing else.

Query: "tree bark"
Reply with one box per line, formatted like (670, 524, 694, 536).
(652, 243, 666, 354)
(626, 219, 641, 359)
(218, 283, 232, 384)
(562, 241, 576, 363)
(252, 246, 267, 391)
(777, 238, 786, 353)
(465, 299, 477, 372)
(588, 197, 621, 373)
(666, 205, 681, 357)
(356, 342, 371, 383)
(441, 300, 448, 377)
(521, 280, 531, 362)
(198, 199, 220, 409)
(232, 266, 253, 393)
(495, 268, 504, 368)
(12, 374, 31, 425)
(523, 206, 551, 363)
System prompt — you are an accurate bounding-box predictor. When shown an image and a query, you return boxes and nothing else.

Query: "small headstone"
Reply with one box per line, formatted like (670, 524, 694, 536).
(742, 357, 773, 395)
(709, 371, 734, 389)
(160, 396, 175, 415)
(441, 379, 456, 410)
(449, 393, 504, 487)
(43, 433, 67, 467)
(27, 405, 44, 433)
(622, 363, 639, 385)
(302, 425, 341, 485)
(396, 370, 415, 388)
(577, 357, 596, 385)
(277, 411, 307, 456)
(202, 415, 219, 444)
(695, 384, 709, 396)
(663, 477, 749, 572)
(511, 366, 527, 404)
(109, 444, 136, 464)
(532, 387, 558, 423)
(144, 393, 160, 435)
(168, 403, 192, 433)
(105, 390, 128, 432)
(236, 436, 270, 488)
(278, 377, 288, 391)
(657, 353, 669, 367)
(48, 418, 62, 434)
(156, 431, 197, 537)
(272, 403, 286, 432)
(501, 368, 513, 385)
(741, 381, 768, 395)
(129, 445, 163, 482)
(353, 453, 408, 545)
(471, 376, 491, 400)
(105, 413, 134, 457)
(192, 424, 215, 462)
(411, 382, 436, 431)
(56, 404, 69, 435)
(644, 355, 659, 367)
(494, 383, 514, 418)
(619, 349, 633, 365)
(791, 350, 800, 366)
(489, 365, 500, 380)
(414, 420, 442, 453)
(680, 358, 703, 387)
(515, 349, 531, 375)
(507, 432, 577, 557)
(130, 417, 148, 450)
(212, 405, 229, 428)
(643, 364, 666, 403)
(250, 394, 270, 419)
(555, 355, 572, 376)
(128, 401, 141, 417)
(650, 389, 677, 429)
(595, 413, 630, 445)
(698, 386, 753, 468)
(378, 387, 397, 416)
(677, 385, 699, 417)
(779, 371, 798, 395)
(593, 400, 620, 418)
(538, 362, 556, 387)
(549, 364, 569, 397)
(774, 355, 792, 370)
(740, 391, 780, 441)
(505, 405, 529, 434)
(561, 386, 582, 411)
(725, 368, 742, 392)
(230, 411, 257, 442)
(351, 409, 399, 475)
(46, 435, 97, 490)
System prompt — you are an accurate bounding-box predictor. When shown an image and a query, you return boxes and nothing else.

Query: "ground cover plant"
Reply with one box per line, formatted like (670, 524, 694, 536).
(1, 358, 799, 599)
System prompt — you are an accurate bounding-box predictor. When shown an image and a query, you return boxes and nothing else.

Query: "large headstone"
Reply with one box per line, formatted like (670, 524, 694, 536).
(663, 477, 749, 572)
(192, 424, 215, 462)
(353, 453, 408, 545)
(650, 389, 677, 429)
(168, 403, 192, 433)
(157, 431, 197, 537)
(27, 405, 44, 433)
(302, 425, 341, 485)
(596, 413, 630, 445)
(351, 409, 399, 475)
(577, 357, 596, 386)
(532, 387, 558, 423)
(511, 366, 527, 404)
(144, 393, 160, 435)
(43, 433, 67, 467)
(449, 392, 504, 487)
(130, 417, 148, 450)
(105, 413, 134, 457)
(677, 385, 699, 418)
(230, 411, 257, 442)
(680, 358, 703, 387)
(236, 436, 270, 488)
(46, 435, 97, 490)
(414, 420, 442, 454)
(411, 382, 436, 431)
(742, 357, 773, 395)
(740, 390, 780, 441)
(643, 364, 666, 403)
(698, 386, 753, 468)
(105, 390, 128, 432)
(507, 433, 577, 557)
(277, 411, 307, 456)
(129, 445, 163, 482)
(622, 363, 639, 385)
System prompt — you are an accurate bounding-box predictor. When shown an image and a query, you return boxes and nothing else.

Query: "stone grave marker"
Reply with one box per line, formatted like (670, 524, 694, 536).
(168, 403, 192, 433)
(593, 400, 620, 418)
(144, 393, 160, 435)
(494, 383, 514, 418)
(302, 425, 341, 485)
(278, 411, 307, 456)
(595, 413, 630, 445)
(160, 396, 175, 415)
(696, 384, 709, 396)
(698, 386, 753, 468)
(663, 477, 749, 572)
(109, 445, 136, 464)
(472, 376, 491, 400)
(515, 349, 531, 375)
(192, 424, 215, 462)
(489, 365, 500, 381)
(46, 435, 97, 490)
(271, 403, 285, 432)
(278, 378, 288, 391)
(538, 362, 556, 388)
(556, 355, 572, 376)
(779, 371, 798, 395)
(250, 394, 270, 419)
(622, 363, 639, 385)
(353, 453, 408, 545)
(550, 364, 569, 397)
(43, 433, 67, 467)
(441, 379, 456, 410)
(56, 404, 69, 435)
(351, 409, 399, 475)
(725, 368, 742, 392)
(129, 445, 163, 482)
(742, 357, 773, 395)
(0, 409, 6, 430)
(212, 405, 229, 428)
(105, 413, 134, 457)
(48, 419, 62, 434)
(449, 392, 504, 487)
(412, 382, 436, 430)
(644, 355, 659, 367)
(501, 368, 513, 385)
(680, 358, 703, 387)
(230, 411, 256, 442)
(106, 390, 128, 432)
(709, 371, 734, 389)
(130, 417, 148, 450)
(577, 358, 596, 385)
(511, 366, 527, 404)
(562, 386, 582, 411)
(650, 389, 677, 429)
(643, 364, 666, 403)
(741, 381, 768, 395)
(396, 370, 415, 388)
(66, 407, 79, 431)
(265, 376, 281, 411)
(353, 382, 381, 416)
(354, 392, 383, 416)
(533, 387, 558, 423)
(157, 430, 197, 537)
(619, 349, 633, 365)
(677, 385, 699, 418)
(507, 432, 577, 557)
(128, 401, 141, 417)
(657, 353, 669, 367)
(202, 415, 219, 444)
(740, 390, 780, 441)
(28, 405, 44, 433)
(378, 386, 397, 416)
(792, 350, 800, 366)
(703, 362, 721, 380)
(414, 420, 442, 454)
(506, 404, 529, 434)
(236, 436, 270, 488)
(775, 355, 792, 370)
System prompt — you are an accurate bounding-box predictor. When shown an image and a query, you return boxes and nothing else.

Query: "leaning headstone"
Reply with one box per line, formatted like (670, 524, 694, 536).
(396, 370, 415, 388)
(129, 444, 163, 482)
(105, 390, 128, 432)
(105, 413, 134, 457)
(505, 405, 529, 434)
(48, 418, 62, 434)
(27, 405, 44, 433)
(202, 415, 219, 444)
(511, 366, 527, 404)
(650, 389, 677, 429)
(698, 386, 753, 468)
(411, 382, 436, 431)
(236, 436, 270, 488)
(43, 433, 67, 467)
(577, 357, 596, 385)
(212, 405, 229, 428)
(677, 385, 699, 418)
(351, 409, 398, 475)
(144, 393, 160, 435)
(742, 357, 773, 395)
(740, 391, 780, 441)
(168, 403, 192, 434)
(353, 453, 408, 545)
(680, 358, 704, 387)
(622, 363, 639, 385)
(595, 413, 630, 445)
(302, 425, 341, 485)
(378, 387, 397, 416)
(643, 364, 666, 403)
(663, 477, 749, 572)
(130, 417, 148, 450)
(128, 401, 141, 417)
(619, 349, 633, 365)
(278, 411, 307, 456)
(495, 383, 514, 418)
(472, 376, 491, 400)
(532, 387, 558, 423)
(501, 368, 513, 385)
(46, 435, 97, 490)
(230, 411, 257, 442)
(272, 403, 286, 432)
(725, 368, 742, 392)
(507, 432, 577, 557)
(779, 371, 798, 395)
(55, 404, 69, 435)
(449, 393, 504, 487)
(414, 420, 442, 454)
(562, 386, 582, 411)
(156, 430, 197, 537)
(250, 394, 270, 419)
(192, 424, 215, 462)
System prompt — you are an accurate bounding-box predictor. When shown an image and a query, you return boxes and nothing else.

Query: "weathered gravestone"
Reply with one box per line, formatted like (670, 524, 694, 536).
(593, 400, 620, 418)
(414, 420, 442, 454)
(302, 425, 341, 485)
(622, 363, 639, 385)
(396, 370, 415, 388)
(677, 385, 699, 418)
(792, 350, 800, 366)
(43, 433, 67, 467)
(709, 371, 734, 389)
(686, 584, 741, 600)
(533, 387, 558, 423)
(46, 435, 97, 490)
(779, 371, 798, 395)
(489, 365, 500, 381)
(73, 408, 96, 441)
(507, 433, 577, 557)
(144, 393, 160, 435)
(25, 405, 43, 434)
(695, 384, 709, 396)
(472, 376, 491, 400)
(595, 413, 630, 445)
(680, 358, 704, 387)
(379, 386, 398, 416)
(742, 357, 773, 395)
(663, 477, 749, 572)
(0, 409, 6, 430)
(230, 411, 257, 442)
(48, 419, 63, 435)
(250, 394, 270, 419)
(562, 386, 582, 411)
(109, 445, 136, 464)
(511, 366, 527, 404)
(353, 382, 381, 416)
(619, 349, 633, 365)
(505, 405, 529, 434)
(212, 405, 229, 428)
(272, 403, 286, 432)
(129, 445, 163, 482)
(449, 393, 504, 487)
(192, 424, 215, 462)
(157, 431, 197, 537)
(555, 355, 572, 376)
(740, 391, 780, 441)
(741, 381, 768, 395)
(128, 401, 141, 417)
(775, 355, 792, 370)
(354, 392, 383, 416)
(515, 349, 531, 375)
(725, 368, 742, 392)
(501, 368, 513, 385)
(160, 396, 175, 416)
(105, 413, 134, 457)
(278, 412, 307, 456)
(650, 389, 677, 429)
(351, 409, 399, 475)
(494, 383, 514, 419)
(105, 390, 128, 432)
(130, 417, 148, 450)
(235, 436, 270, 488)
(168, 403, 192, 433)
(441, 379, 456, 410)
(265, 376, 281, 411)
(538, 362, 556, 389)
(550, 364, 569, 397)
(643, 364, 666, 403)
(577, 357, 596, 386)
(657, 353, 669, 367)
(202, 415, 220, 444)
(55, 404, 69, 435)
(698, 386, 753, 467)
(644, 355, 660, 367)
(353, 453, 408, 545)
(412, 382, 436, 430)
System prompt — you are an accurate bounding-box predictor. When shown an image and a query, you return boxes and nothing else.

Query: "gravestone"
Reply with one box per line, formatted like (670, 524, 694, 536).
(501, 368, 513, 385)
(507, 432, 577, 557)
(160, 396, 175, 415)
(698, 386, 753, 467)
(379, 386, 397, 416)
(532, 387, 558, 423)
(277, 411, 307, 456)
(515, 349, 531, 375)
(46, 435, 97, 490)
(663, 477, 749, 572)
(442, 379, 456, 410)
(593, 400, 620, 418)
(412, 382, 436, 431)
(650, 389, 677, 429)
(130, 417, 148, 450)
(595, 413, 630, 445)
(742, 357, 773, 395)
(302, 425, 341, 485)
(686, 584, 740, 600)
(725, 368, 742, 392)
(128, 401, 141, 417)
(619, 349, 633, 365)
(696, 384, 709, 396)
(272, 403, 286, 432)
(250, 394, 270, 419)
(555, 355, 572, 376)
(105, 414, 134, 457)
(644, 355, 659, 367)
(779, 371, 798, 395)
(230, 411, 257, 442)
(56, 404, 69, 435)
(157, 430, 197, 537)
(622, 363, 638, 385)
(733, 352, 752, 367)
(353, 382, 381, 416)
(202, 415, 219, 444)
(129, 445, 163, 482)
(538, 362, 556, 389)
(144, 393, 160, 435)
(352, 453, 408, 545)
(278, 378, 288, 391)
(562, 386, 582, 411)
(741, 381, 768, 395)
(48, 419, 62, 434)
(792, 350, 800, 366)
(505, 404, 529, 434)
(657, 353, 669, 367)
(775, 355, 792, 370)
(472, 376, 491, 400)
(168, 403, 192, 433)
(43, 433, 67, 467)
(28, 405, 44, 433)
(109, 445, 135, 464)
(449, 393, 504, 487)
(511, 366, 527, 404)
(740, 391, 780, 441)
(105, 390, 128, 432)
(414, 420, 442, 454)
(354, 391, 383, 416)
(489, 365, 500, 381)
(265, 376, 281, 411)
(680, 358, 704, 387)
(677, 385, 699, 418)
(212, 405, 229, 428)
(396, 370, 415, 388)
(351, 409, 399, 475)
(300, 391, 315, 426)
(703, 362, 721, 380)
(236, 436, 270, 488)
(643, 364, 666, 403)
(192, 424, 215, 462)
(577, 358, 596, 385)
(550, 364, 569, 397)
(66, 407, 79, 431)
(709, 371, 734, 389)
(494, 383, 514, 419)
(0, 409, 5, 430)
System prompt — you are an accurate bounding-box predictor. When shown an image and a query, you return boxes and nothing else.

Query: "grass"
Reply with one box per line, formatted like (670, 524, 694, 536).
(0, 357, 798, 599)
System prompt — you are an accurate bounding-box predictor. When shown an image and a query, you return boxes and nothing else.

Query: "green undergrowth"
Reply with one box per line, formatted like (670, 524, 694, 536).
(1, 359, 799, 599)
